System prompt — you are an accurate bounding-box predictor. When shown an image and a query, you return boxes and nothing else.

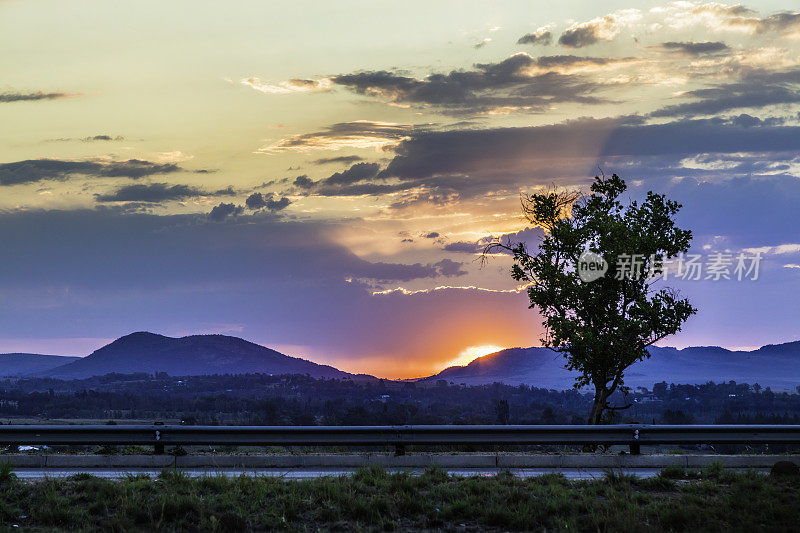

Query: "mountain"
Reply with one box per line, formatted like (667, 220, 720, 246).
(0, 354, 81, 377)
(38, 332, 362, 380)
(425, 342, 800, 390)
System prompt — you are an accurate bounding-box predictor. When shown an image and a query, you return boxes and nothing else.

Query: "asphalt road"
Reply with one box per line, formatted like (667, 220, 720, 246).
(9, 467, 675, 480)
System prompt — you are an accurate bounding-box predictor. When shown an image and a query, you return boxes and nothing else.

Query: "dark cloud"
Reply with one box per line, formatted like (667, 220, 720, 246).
(287, 115, 800, 202)
(324, 162, 381, 186)
(208, 203, 243, 221)
(82, 135, 126, 142)
(651, 79, 800, 118)
(355, 262, 438, 282)
(659, 41, 730, 55)
(0, 159, 181, 186)
(293, 175, 315, 189)
(729, 114, 785, 128)
(96, 183, 207, 203)
(424, 232, 439, 239)
(443, 241, 480, 253)
(434, 258, 467, 277)
(442, 228, 543, 256)
(494, 227, 545, 249)
(517, 30, 552, 46)
(292, 162, 399, 197)
(0, 206, 540, 373)
(558, 28, 600, 48)
(245, 193, 267, 209)
(375, 117, 800, 201)
(245, 192, 291, 211)
(330, 53, 628, 112)
(0, 209, 470, 290)
(213, 185, 237, 196)
(313, 155, 363, 165)
(354, 258, 467, 281)
(0, 91, 71, 103)
(265, 196, 291, 210)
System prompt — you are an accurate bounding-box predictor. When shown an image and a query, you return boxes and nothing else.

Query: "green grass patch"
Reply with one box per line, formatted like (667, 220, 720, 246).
(0, 466, 796, 531)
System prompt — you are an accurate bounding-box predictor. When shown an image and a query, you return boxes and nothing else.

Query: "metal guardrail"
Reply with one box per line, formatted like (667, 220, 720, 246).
(0, 424, 798, 455)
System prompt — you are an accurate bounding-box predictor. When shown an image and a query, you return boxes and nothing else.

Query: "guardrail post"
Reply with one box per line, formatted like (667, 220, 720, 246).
(154, 422, 164, 455)
(629, 428, 641, 455)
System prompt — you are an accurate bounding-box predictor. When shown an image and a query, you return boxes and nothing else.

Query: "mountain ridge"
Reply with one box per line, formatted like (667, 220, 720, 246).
(4, 332, 800, 388)
(0, 353, 81, 377)
(424, 342, 800, 390)
(30, 331, 368, 380)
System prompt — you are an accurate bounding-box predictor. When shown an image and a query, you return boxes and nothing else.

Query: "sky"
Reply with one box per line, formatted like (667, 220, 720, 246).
(2, 0, 800, 378)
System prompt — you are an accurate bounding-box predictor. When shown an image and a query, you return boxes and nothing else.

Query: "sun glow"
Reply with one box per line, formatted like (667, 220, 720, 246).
(442, 344, 505, 369)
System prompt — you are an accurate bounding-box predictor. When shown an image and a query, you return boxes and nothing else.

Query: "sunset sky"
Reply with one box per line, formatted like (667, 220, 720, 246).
(2, 0, 800, 378)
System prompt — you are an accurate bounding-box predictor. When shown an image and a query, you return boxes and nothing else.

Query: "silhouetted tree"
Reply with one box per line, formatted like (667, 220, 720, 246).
(495, 399, 510, 424)
(661, 409, 695, 425)
(486, 174, 696, 424)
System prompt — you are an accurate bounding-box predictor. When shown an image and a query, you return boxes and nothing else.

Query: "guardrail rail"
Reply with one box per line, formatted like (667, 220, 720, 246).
(0, 424, 798, 455)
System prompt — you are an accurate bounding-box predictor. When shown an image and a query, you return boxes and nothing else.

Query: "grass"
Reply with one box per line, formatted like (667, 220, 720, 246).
(0, 465, 797, 531)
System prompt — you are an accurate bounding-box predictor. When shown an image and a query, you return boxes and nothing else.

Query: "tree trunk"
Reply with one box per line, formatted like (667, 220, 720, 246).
(588, 387, 609, 424)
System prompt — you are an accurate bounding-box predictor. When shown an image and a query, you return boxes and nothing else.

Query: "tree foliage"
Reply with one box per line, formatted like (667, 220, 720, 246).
(487, 174, 697, 423)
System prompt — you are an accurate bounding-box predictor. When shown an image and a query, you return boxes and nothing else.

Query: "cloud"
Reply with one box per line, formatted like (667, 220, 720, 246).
(241, 77, 332, 94)
(473, 38, 492, 49)
(442, 228, 543, 256)
(208, 202, 243, 221)
(0, 209, 473, 292)
(82, 135, 126, 142)
(292, 161, 411, 198)
(330, 53, 633, 112)
(517, 26, 553, 46)
(354, 258, 467, 281)
(260, 121, 412, 152)
(424, 232, 439, 239)
(443, 241, 480, 253)
(313, 155, 363, 165)
(95, 183, 214, 203)
(245, 192, 292, 211)
(558, 9, 641, 48)
(657, 3, 799, 37)
(0, 91, 72, 103)
(0, 159, 182, 186)
(659, 41, 730, 55)
(722, 11, 800, 36)
(375, 117, 800, 201)
(279, 115, 800, 203)
(294, 175, 315, 189)
(323, 162, 381, 186)
(651, 72, 800, 117)
(245, 193, 267, 209)
(0, 203, 539, 375)
(434, 258, 468, 277)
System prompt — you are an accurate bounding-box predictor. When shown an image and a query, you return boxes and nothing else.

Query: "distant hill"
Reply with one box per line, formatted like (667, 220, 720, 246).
(0, 353, 81, 377)
(424, 342, 800, 390)
(37, 332, 363, 380)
